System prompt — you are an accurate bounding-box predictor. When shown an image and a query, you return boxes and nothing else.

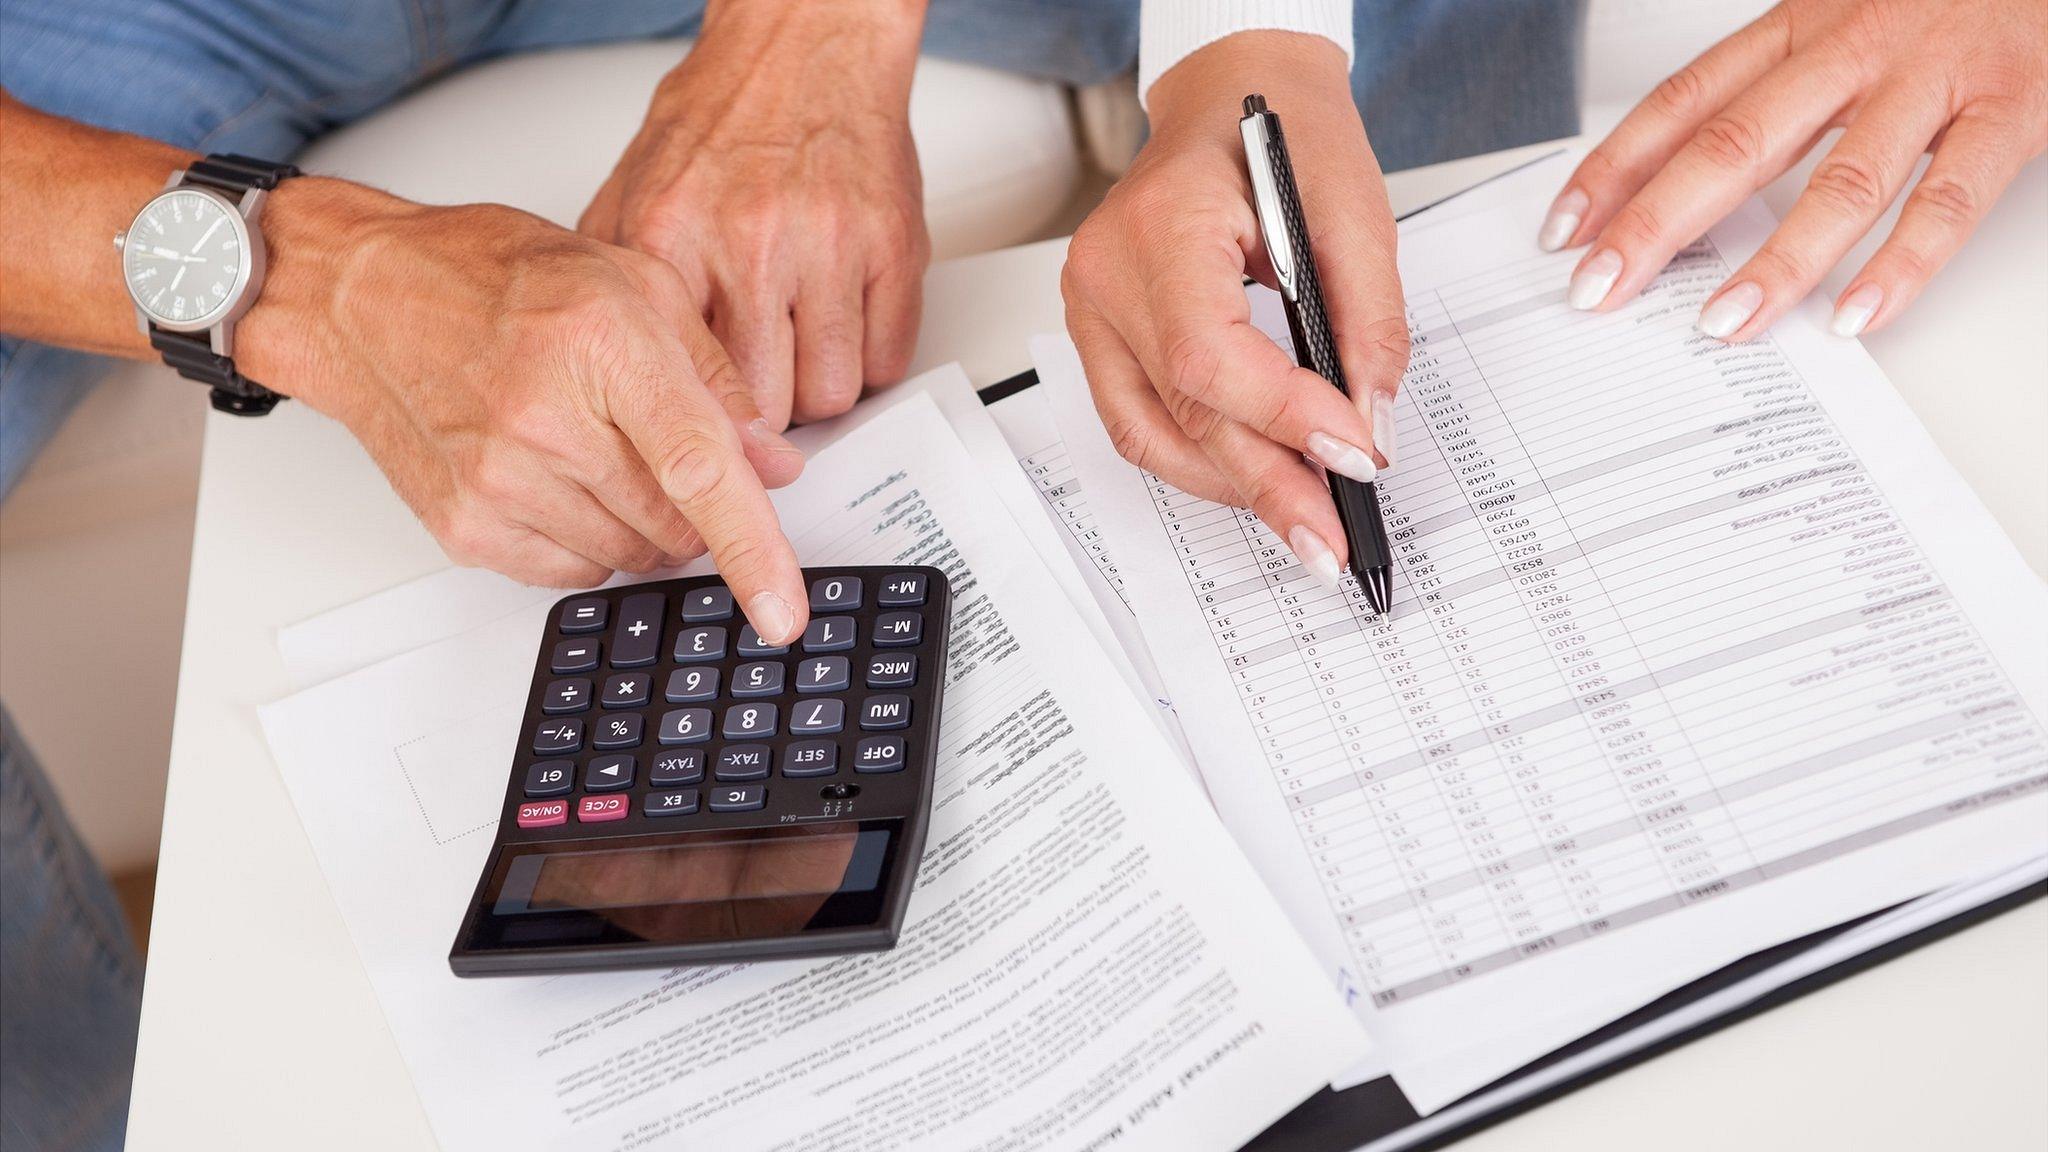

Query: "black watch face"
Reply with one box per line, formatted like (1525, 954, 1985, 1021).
(124, 188, 253, 331)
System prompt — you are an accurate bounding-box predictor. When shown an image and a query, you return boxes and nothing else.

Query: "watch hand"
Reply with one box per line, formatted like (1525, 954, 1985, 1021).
(182, 254, 208, 263)
(169, 266, 187, 292)
(192, 215, 227, 251)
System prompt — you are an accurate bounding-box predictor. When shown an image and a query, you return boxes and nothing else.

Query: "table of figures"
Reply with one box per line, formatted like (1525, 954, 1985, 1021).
(1018, 435, 1131, 611)
(1148, 240, 2048, 1005)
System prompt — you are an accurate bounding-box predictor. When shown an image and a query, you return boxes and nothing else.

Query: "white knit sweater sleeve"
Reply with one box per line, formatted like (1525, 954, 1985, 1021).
(1137, 1, 1354, 107)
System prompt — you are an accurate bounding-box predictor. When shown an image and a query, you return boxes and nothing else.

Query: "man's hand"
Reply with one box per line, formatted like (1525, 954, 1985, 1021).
(580, 1, 930, 429)
(1062, 32, 1405, 590)
(1542, 0, 2048, 340)
(237, 180, 813, 643)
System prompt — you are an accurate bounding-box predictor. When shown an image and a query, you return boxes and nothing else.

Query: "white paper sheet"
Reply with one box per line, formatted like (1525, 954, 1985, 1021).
(983, 384, 1201, 779)
(260, 391, 1369, 1151)
(1045, 160, 2048, 1111)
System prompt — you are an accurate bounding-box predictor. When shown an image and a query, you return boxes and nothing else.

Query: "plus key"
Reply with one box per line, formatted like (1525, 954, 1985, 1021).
(611, 592, 664, 667)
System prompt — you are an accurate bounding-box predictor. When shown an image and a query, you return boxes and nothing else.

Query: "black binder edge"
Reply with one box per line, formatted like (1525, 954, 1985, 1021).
(1246, 881, 2046, 1152)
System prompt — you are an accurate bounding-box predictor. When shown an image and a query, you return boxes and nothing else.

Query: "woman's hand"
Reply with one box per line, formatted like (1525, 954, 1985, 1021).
(1543, 0, 2048, 341)
(1062, 32, 1406, 589)
(580, 1, 930, 429)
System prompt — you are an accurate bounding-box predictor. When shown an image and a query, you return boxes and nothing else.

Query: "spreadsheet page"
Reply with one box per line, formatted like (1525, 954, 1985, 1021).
(1046, 180, 2048, 1111)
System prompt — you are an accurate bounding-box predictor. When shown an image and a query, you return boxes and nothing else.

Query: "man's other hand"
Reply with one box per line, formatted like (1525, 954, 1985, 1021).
(580, 1, 930, 429)
(235, 181, 812, 644)
(1062, 32, 1406, 591)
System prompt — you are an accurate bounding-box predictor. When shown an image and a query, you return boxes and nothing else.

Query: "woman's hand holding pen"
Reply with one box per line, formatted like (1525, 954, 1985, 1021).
(1544, 0, 2048, 341)
(1062, 31, 1407, 591)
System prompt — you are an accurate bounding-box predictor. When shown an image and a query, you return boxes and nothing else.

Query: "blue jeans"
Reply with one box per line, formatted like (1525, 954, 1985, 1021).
(0, 707, 143, 1152)
(0, 3, 1579, 1147)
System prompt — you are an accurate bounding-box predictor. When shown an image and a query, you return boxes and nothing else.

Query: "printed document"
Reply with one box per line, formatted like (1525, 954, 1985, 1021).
(260, 390, 1367, 1151)
(1045, 164, 2048, 1110)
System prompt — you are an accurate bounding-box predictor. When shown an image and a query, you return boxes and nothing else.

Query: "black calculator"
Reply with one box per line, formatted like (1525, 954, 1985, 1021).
(448, 567, 951, 976)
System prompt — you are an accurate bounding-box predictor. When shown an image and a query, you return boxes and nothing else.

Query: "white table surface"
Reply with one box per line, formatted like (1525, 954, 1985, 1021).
(126, 140, 2048, 1150)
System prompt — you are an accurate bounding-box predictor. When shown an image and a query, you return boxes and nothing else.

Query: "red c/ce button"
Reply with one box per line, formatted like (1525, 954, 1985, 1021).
(577, 794, 629, 823)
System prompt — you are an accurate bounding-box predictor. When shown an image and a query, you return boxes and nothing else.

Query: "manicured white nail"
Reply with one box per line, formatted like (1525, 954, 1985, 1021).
(748, 591, 800, 645)
(1538, 187, 1588, 252)
(1831, 283, 1882, 338)
(1370, 391, 1398, 470)
(1306, 431, 1377, 483)
(1287, 525, 1345, 592)
(1568, 248, 1624, 310)
(1698, 281, 1764, 340)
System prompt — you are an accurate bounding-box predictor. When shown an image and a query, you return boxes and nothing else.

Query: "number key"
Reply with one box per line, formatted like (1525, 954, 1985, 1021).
(665, 666, 719, 703)
(789, 698, 845, 735)
(802, 616, 856, 653)
(657, 708, 712, 745)
(722, 703, 777, 740)
(737, 623, 790, 657)
(796, 657, 850, 693)
(809, 575, 862, 611)
(674, 626, 727, 663)
(731, 661, 784, 698)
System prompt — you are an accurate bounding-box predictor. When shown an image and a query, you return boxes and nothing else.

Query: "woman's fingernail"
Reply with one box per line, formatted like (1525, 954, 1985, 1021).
(1287, 525, 1345, 592)
(1306, 431, 1378, 483)
(1831, 283, 1882, 338)
(1538, 188, 1588, 252)
(1370, 391, 1398, 470)
(1568, 248, 1624, 310)
(1698, 281, 1764, 340)
(747, 590, 800, 645)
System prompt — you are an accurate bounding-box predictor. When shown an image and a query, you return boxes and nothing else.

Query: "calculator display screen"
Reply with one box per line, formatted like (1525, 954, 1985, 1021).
(507, 826, 886, 914)
(467, 821, 903, 950)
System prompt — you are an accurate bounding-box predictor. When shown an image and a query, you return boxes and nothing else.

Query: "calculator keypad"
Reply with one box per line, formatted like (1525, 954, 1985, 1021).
(506, 568, 945, 840)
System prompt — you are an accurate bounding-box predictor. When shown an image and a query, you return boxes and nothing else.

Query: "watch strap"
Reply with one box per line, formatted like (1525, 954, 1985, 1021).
(149, 328, 285, 416)
(181, 154, 302, 195)
(150, 152, 302, 416)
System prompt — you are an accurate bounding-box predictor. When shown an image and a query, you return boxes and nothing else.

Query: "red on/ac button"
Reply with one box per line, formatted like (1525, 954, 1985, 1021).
(516, 800, 568, 829)
(577, 794, 629, 823)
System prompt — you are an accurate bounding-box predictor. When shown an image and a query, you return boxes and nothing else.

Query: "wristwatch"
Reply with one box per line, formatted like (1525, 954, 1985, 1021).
(115, 154, 301, 416)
